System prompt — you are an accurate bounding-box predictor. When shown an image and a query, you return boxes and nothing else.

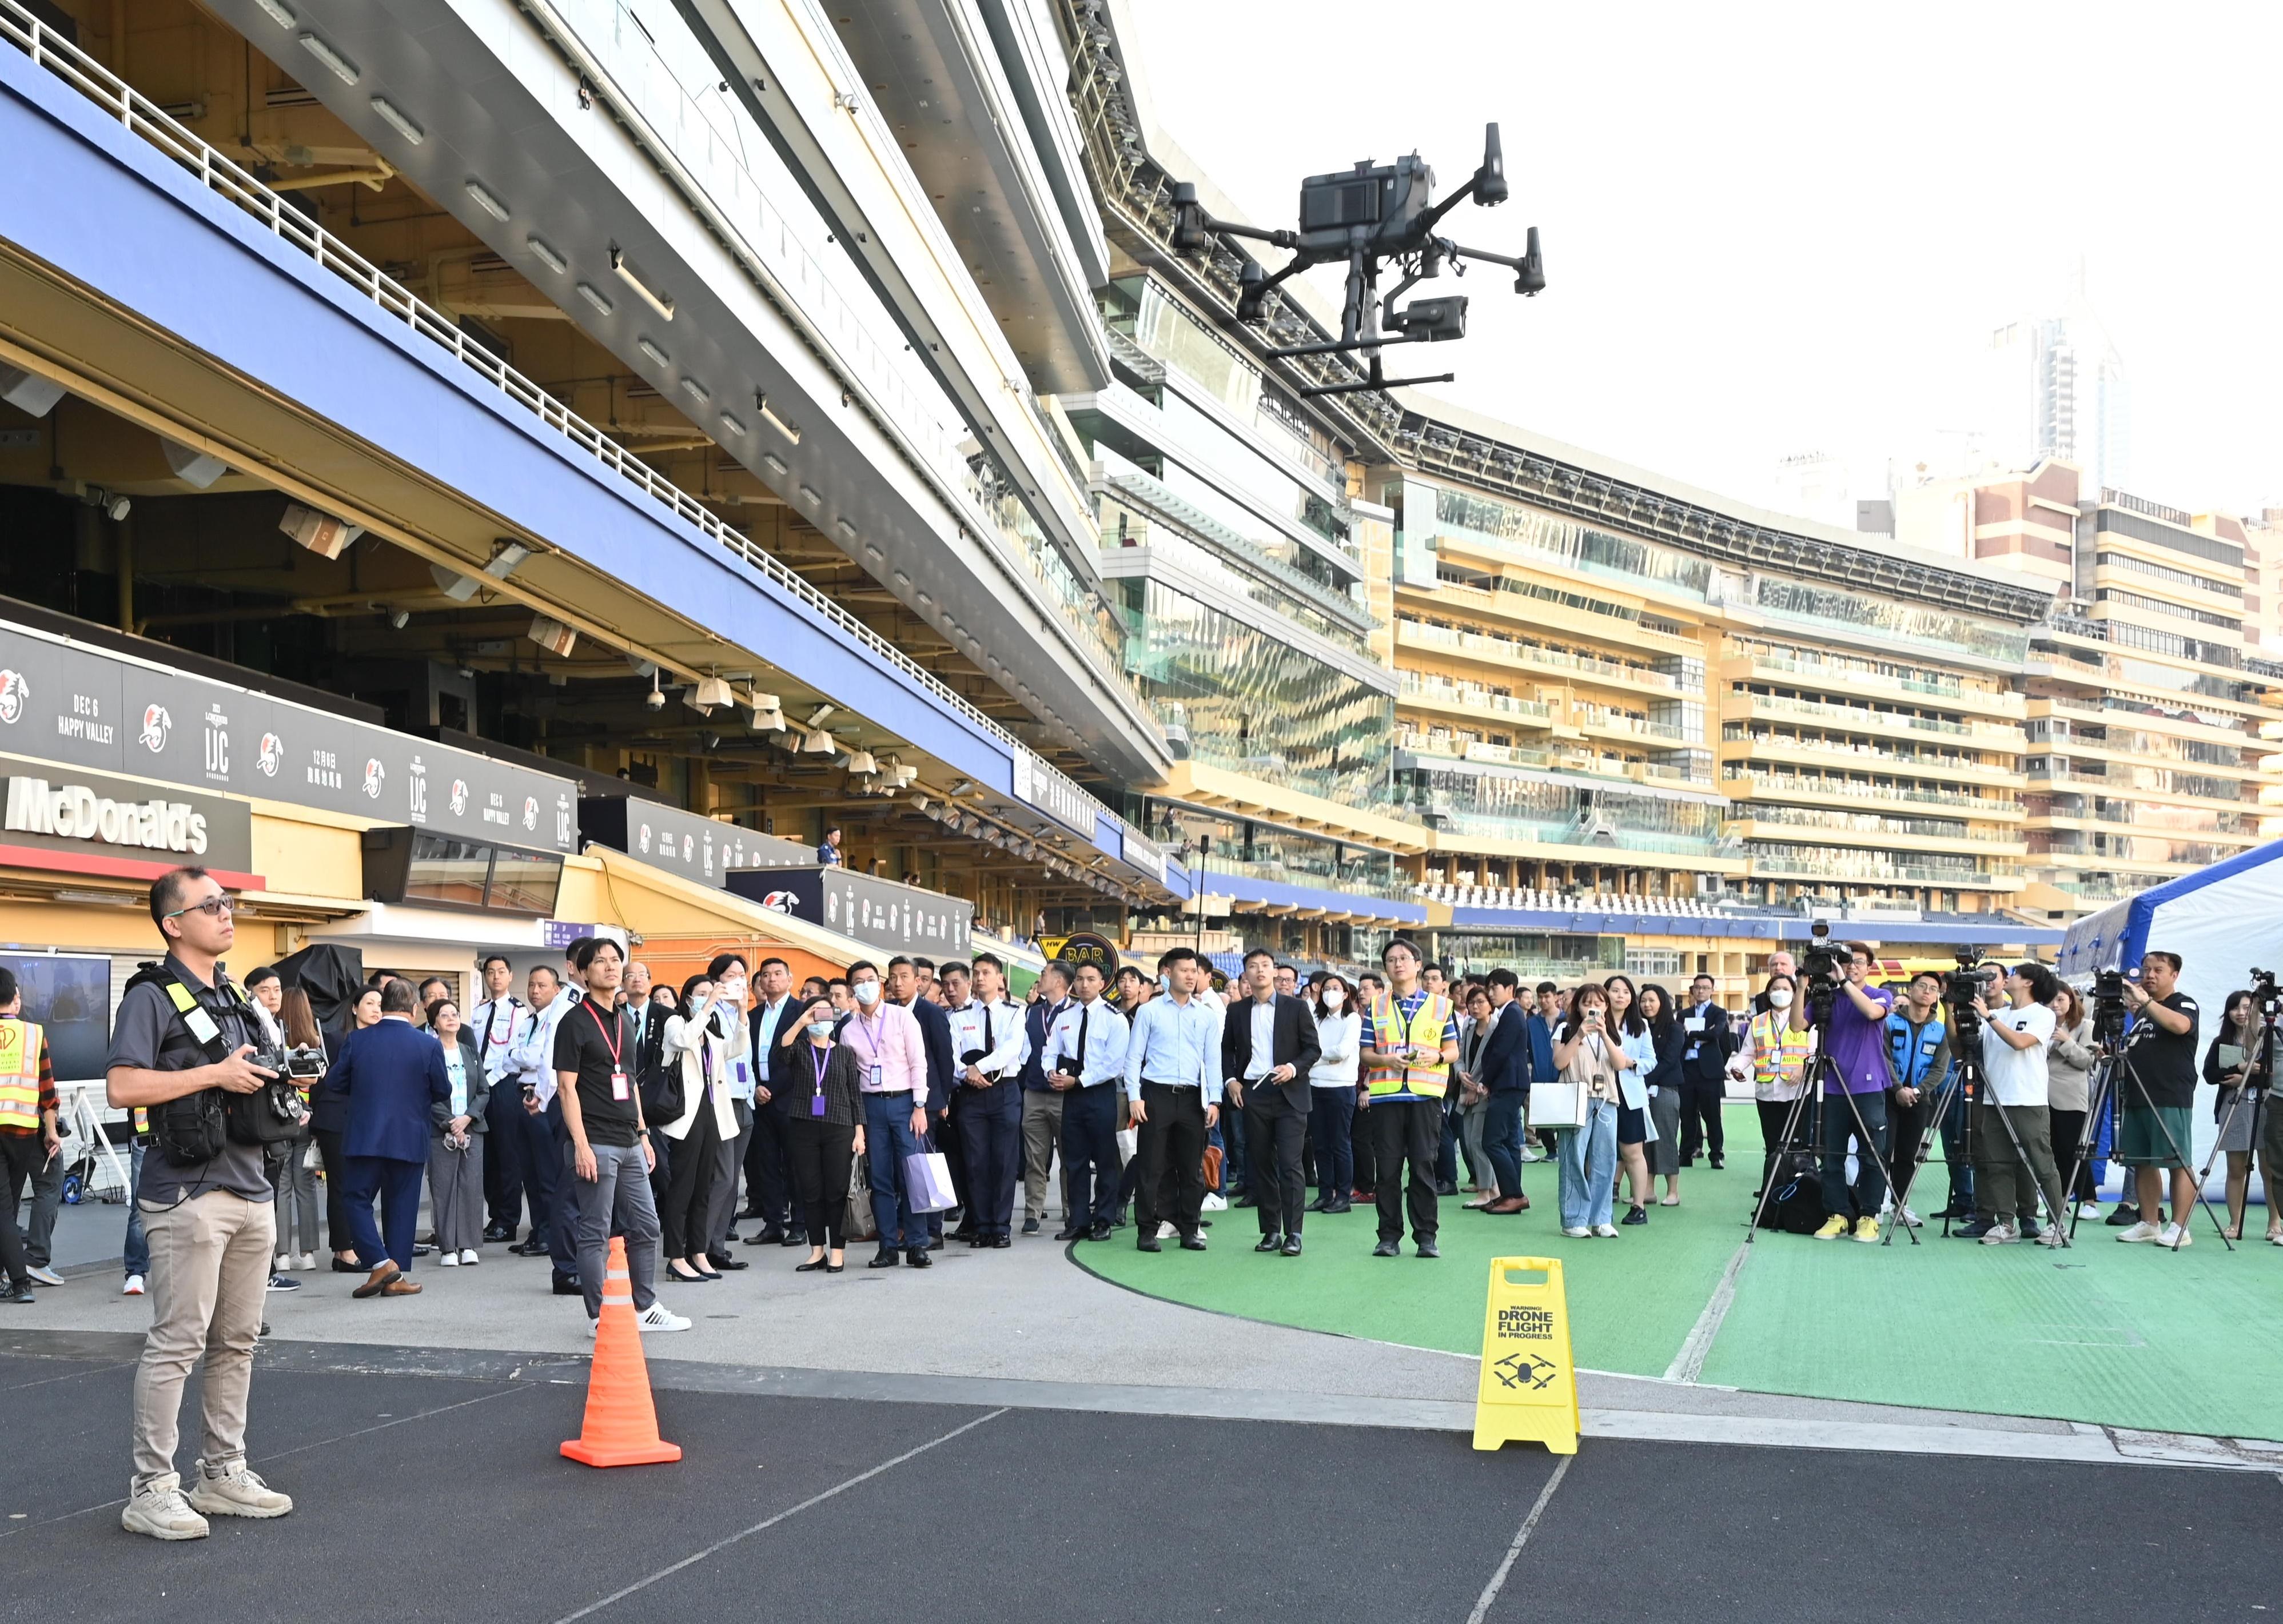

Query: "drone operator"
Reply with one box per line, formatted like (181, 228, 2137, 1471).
(1811, 944, 1895, 1242)
(2114, 952, 2200, 1247)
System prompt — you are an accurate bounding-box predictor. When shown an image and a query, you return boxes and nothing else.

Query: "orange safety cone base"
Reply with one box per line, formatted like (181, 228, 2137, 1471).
(561, 1236, 682, 1470)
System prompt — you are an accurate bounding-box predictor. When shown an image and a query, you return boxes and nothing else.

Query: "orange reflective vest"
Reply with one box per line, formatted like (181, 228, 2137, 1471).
(0, 1019, 45, 1132)
(1364, 992, 1454, 1098)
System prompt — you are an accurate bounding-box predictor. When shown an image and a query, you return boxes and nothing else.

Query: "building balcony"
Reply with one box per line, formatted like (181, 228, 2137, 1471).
(1423, 811, 1743, 873)
(1721, 651, 2025, 717)
(1723, 770, 2023, 822)
(1733, 691, 2025, 749)
(1719, 732, 2023, 789)
(2029, 693, 2257, 749)
(1396, 676, 1556, 729)
(1722, 813, 2029, 858)
(1397, 620, 1690, 697)
(1400, 732, 1712, 792)
(1746, 847, 2022, 891)
(1410, 574, 1706, 659)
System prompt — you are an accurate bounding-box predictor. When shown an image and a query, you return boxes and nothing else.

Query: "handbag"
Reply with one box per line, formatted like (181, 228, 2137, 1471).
(1202, 1143, 1224, 1189)
(902, 1150, 957, 1212)
(844, 1151, 878, 1240)
(1527, 1079, 1589, 1131)
(1115, 1127, 1139, 1165)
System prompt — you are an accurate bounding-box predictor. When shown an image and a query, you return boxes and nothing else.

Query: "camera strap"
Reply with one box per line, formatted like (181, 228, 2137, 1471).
(123, 960, 248, 1066)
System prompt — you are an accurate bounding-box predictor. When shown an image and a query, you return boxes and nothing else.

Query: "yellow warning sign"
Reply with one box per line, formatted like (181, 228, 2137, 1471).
(1472, 1255, 1580, 1454)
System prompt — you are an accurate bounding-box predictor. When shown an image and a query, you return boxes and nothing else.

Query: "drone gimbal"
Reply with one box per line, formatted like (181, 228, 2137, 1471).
(1168, 123, 1542, 398)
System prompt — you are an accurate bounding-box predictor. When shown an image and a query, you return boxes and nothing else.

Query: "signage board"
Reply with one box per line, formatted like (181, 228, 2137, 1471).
(581, 797, 811, 889)
(726, 867, 971, 959)
(1010, 747, 1099, 839)
(1038, 930, 1120, 977)
(1, 753, 256, 879)
(0, 619, 577, 852)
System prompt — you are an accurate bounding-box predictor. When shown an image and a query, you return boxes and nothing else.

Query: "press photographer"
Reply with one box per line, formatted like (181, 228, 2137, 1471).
(105, 865, 296, 1540)
(1810, 940, 1896, 1243)
(2114, 951, 2200, 1247)
(1968, 963, 2066, 1247)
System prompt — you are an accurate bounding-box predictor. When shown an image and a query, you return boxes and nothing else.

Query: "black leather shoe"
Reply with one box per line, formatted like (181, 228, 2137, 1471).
(481, 1223, 513, 1243)
(1232, 1193, 1257, 1208)
(412, 1243, 433, 1258)
(906, 1248, 933, 1268)
(1372, 1239, 1400, 1258)
(331, 1257, 365, 1273)
(1708, 1156, 1726, 1170)
(1053, 1227, 1082, 1241)
(1281, 1235, 1303, 1257)
(794, 1258, 830, 1272)
(508, 1239, 548, 1257)
(1022, 1218, 1041, 1235)
(1306, 1196, 1330, 1212)
(1085, 1223, 1113, 1242)
(551, 1274, 583, 1296)
(1255, 1233, 1284, 1253)
(990, 1236, 1010, 1249)
(1135, 1236, 1162, 1252)
(2104, 1204, 2141, 1227)
(1416, 1240, 1440, 1259)
(783, 1231, 808, 1247)
(868, 1248, 901, 1268)
(707, 1254, 749, 1272)
(752, 1227, 785, 1246)
(926, 1237, 943, 1251)
(1433, 1182, 1460, 1198)
(1180, 1235, 1208, 1251)
(743, 1231, 776, 1246)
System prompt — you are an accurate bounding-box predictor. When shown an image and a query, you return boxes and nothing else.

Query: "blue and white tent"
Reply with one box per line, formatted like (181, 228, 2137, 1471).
(2057, 839, 2283, 1184)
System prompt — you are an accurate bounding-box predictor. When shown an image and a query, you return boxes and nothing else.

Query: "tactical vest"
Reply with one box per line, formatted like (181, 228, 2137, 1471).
(1885, 1012, 1949, 1092)
(122, 960, 264, 1166)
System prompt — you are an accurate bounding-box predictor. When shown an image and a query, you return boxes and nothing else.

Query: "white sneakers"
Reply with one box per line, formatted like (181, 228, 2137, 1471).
(439, 1253, 460, 1267)
(2074, 1202, 2103, 1220)
(26, 1264, 63, 1287)
(2115, 1220, 2162, 1243)
(459, 1248, 480, 1265)
(2158, 1223, 2192, 1249)
(274, 1252, 292, 1270)
(1560, 1226, 1589, 1238)
(635, 1303, 690, 1332)
(121, 1475, 209, 1541)
(121, 1274, 146, 1296)
(1200, 1193, 1229, 1211)
(1896, 1206, 1923, 1229)
(186, 1457, 292, 1519)
(1979, 1222, 2020, 1245)
(2035, 1226, 2067, 1249)
(297, 1252, 317, 1271)
(1591, 1223, 1619, 1238)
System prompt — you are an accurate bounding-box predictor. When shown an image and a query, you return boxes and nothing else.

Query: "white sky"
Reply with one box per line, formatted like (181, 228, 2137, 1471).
(1126, 0, 2283, 522)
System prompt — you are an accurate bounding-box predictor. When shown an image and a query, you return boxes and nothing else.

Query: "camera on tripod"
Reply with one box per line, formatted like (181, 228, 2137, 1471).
(1799, 921, 1846, 1023)
(2249, 968, 2281, 1020)
(1942, 947, 1998, 1043)
(2090, 967, 2129, 1044)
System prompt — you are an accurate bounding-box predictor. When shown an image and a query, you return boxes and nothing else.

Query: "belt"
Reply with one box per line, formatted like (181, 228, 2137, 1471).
(868, 1088, 914, 1098)
(1142, 1079, 1199, 1089)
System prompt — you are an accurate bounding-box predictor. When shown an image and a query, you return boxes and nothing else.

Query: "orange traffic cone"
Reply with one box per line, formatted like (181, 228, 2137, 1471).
(560, 1235, 682, 1468)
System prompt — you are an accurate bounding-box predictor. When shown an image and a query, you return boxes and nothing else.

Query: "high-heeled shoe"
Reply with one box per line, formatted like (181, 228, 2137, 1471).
(664, 1261, 710, 1283)
(824, 1260, 844, 1274)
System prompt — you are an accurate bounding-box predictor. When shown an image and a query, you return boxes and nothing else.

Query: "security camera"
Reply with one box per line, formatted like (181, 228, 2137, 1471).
(645, 685, 666, 711)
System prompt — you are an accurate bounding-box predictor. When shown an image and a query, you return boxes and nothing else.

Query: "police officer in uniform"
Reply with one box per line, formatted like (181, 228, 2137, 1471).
(946, 954, 1029, 1247)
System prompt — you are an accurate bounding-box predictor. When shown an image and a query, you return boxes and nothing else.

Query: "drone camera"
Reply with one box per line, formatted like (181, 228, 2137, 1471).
(1389, 294, 1468, 343)
(1474, 122, 1508, 206)
(1169, 181, 1208, 257)
(1297, 154, 1433, 255)
(1516, 225, 1545, 296)
(1236, 257, 1268, 322)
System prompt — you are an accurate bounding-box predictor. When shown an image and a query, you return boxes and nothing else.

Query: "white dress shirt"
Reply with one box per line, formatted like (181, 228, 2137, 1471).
(1245, 997, 1277, 1080)
(1045, 997, 1130, 1087)
(1122, 994, 1218, 1102)
(947, 997, 1029, 1080)
(471, 994, 525, 1083)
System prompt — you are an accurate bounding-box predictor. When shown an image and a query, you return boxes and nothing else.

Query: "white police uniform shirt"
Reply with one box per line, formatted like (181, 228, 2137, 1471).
(511, 995, 577, 1106)
(1045, 998, 1130, 1088)
(471, 993, 525, 1083)
(947, 997, 1029, 1081)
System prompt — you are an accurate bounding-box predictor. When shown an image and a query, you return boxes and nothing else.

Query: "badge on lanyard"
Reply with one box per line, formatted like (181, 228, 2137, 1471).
(611, 1070, 631, 1102)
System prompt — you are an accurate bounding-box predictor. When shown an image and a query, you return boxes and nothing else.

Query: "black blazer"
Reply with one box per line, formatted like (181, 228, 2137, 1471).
(1682, 1002, 1734, 1084)
(1220, 992, 1322, 1112)
(908, 997, 955, 1110)
(432, 1031, 491, 1135)
(1476, 1001, 1532, 1093)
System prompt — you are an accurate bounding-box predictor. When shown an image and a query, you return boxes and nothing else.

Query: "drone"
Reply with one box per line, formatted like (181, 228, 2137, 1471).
(1168, 123, 1542, 398)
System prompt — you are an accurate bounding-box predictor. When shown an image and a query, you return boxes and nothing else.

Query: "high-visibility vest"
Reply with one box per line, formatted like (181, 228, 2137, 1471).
(0, 1019, 45, 1132)
(1364, 992, 1455, 1098)
(1747, 1011, 1814, 1094)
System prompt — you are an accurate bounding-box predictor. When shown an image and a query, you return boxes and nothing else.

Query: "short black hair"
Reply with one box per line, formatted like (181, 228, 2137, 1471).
(1485, 968, 1519, 992)
(886, 956, 915, 973)
(2144, 950, 2183, 973)
(705, 952, 748, 980)
(1275, 961, 1297, 974)
(912, 957, 935, 974)
(244, 965, 280, 991)
(1157, 947, 1197, 972)
(574, 937, 622, 971)
(1535, 980, 1557, 996)
(1381, 939, 1421, 966)
(417, 976, 448, 997)
(149, 865, 212, 931)
(2013, 962, 2062, 1003)
(940, 961, 971, 981)
(380, 979, 418, 1015)
(0, 967, 17, 1007)
(1041, 961, 1073, 987)
(1115, 965, 1146, 982)
(424, 997, 458, 1027)
(847, 960, 879, 980)
(479, 953, 513, 973)
(970, 952, 1004, 975)
(564, 936, 595, 961)
(1242, 947, 1275, 968)
(758, 956, 789, 975)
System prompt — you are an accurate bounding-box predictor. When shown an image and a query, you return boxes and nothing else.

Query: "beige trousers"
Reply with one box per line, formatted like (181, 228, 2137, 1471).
(133, 1191, 274, 1487)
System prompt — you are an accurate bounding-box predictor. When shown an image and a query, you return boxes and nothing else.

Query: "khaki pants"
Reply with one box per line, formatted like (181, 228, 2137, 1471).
(1971, 1100, 2063, 1227)
(133, 1191, 274, 1488)
(1020, 1090, 1064, 1222)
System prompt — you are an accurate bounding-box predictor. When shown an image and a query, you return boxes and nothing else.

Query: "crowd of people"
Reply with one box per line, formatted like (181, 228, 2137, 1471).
(7, 863, 2276, 1538)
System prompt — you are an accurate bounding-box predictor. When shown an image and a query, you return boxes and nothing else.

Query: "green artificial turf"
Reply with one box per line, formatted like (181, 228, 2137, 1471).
(1077, 1108, 2283, 1439)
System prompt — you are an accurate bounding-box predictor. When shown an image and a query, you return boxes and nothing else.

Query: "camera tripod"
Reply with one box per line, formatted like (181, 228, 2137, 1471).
(1889, 1042, 2071, 1247)
(2063, 1035, 2234, 1250)
(1744, 985, 1918, 1246)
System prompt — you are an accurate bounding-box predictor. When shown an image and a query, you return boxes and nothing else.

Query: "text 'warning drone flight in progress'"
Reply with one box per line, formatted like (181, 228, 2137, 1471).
(1168, 123, 1542, 397)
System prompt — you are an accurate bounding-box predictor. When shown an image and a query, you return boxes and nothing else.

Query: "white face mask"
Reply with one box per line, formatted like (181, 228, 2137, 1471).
(1768, 988, 1795, 1010)
(1321, 986, 1345, 1009)
(852, 979, 881, 1007)
(807, 1020, 836, 1040)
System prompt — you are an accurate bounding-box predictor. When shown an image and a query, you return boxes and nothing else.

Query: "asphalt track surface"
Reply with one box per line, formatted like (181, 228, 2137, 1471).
(3, 1347, 2279, 1624)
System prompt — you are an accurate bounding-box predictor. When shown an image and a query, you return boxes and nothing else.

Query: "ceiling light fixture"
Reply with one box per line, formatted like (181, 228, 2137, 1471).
(297, 31, 359, 84)
(464, 178, 511, 221)
(576, 282, 614, 316)
(525, 234, 568, 274)
(369, 96, 425, 145)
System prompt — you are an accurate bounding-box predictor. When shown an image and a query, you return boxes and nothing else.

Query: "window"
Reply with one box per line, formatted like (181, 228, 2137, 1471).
(404, 837, 490, 907)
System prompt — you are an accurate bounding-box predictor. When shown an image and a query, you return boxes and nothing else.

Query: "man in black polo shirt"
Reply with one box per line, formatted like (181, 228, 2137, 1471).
(552, 939, 686, 1331)
(2113, 950, 2201, 1248)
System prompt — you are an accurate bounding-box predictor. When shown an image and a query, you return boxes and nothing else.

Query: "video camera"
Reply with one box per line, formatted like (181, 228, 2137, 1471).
(1799, 921, 1846, 1023)
(1942, 947, 1999, 1044)
(2250, 967, 2281, 1020)
(2089, 967, 2130, 1044)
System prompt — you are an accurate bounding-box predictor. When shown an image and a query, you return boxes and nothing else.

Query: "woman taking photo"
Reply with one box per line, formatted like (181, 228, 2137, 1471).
(1306, 973, 1360, 1215)
(2046, 984, 2100, 1220)
(782, 996, 866, 1272)
(425, 998, 488, 1266)
(1602, 974, 1656, 1226)
(658, 975, 737, 1283)
(1549, 983, 1625, 1238)
(271, 988, 326, 1271)
(1727, 973, 1818, 1196)
(1637, 983, 1686, 1208)
(2202, 990, 2270, 1241)
(311, 984, 382, 1274)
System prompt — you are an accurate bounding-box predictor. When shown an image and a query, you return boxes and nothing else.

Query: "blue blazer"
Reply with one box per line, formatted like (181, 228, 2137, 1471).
(333, 1018, 453, 1163)
(1476, 1002, 1533, 1093)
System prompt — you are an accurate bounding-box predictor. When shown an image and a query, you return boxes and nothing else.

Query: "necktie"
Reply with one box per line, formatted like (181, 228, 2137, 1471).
(982, 1004, 995, 1060)
(1075, 1007, 1090, 1083)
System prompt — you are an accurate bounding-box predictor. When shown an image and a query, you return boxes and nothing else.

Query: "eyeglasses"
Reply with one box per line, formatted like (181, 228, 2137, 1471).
(163, 895, 235, 920)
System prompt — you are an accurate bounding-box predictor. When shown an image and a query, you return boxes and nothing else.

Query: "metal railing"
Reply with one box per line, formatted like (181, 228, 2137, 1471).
(0, 1, 1101, 796)
(1740, 691, 2024, 744)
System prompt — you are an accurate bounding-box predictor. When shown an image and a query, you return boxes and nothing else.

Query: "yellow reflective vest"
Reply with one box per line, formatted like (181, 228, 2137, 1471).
(0, 1019, 45, 1133)
(1364, 992, 1455, 1099)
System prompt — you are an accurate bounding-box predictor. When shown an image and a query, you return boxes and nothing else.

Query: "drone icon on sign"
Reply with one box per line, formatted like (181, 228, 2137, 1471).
(1491, 1352, 1560, 1392)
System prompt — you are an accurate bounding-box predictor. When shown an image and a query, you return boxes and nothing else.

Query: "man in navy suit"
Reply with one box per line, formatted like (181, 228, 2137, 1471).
(888, 957, 956, 1246)
(1469, 969, 1532, 1214)
(332, 979, 452, 1298)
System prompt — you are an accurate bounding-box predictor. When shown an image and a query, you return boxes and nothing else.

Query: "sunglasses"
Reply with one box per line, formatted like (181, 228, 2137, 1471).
(163, 895, 235, 920)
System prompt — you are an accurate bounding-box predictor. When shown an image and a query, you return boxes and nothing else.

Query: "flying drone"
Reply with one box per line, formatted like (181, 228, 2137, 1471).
(1168, 123, 1542, 398)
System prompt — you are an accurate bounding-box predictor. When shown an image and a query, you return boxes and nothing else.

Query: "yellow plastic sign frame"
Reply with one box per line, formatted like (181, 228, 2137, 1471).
(1472, 1254, 1580, 1454)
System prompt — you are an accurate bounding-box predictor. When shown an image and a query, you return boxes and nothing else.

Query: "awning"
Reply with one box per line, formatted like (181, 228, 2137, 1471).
(580, 845, 882, 971)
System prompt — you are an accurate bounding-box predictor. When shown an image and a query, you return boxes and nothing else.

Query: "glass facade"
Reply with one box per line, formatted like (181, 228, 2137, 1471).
(1118, 576, 1393, 807)
(1400, 765, 1722, 853)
